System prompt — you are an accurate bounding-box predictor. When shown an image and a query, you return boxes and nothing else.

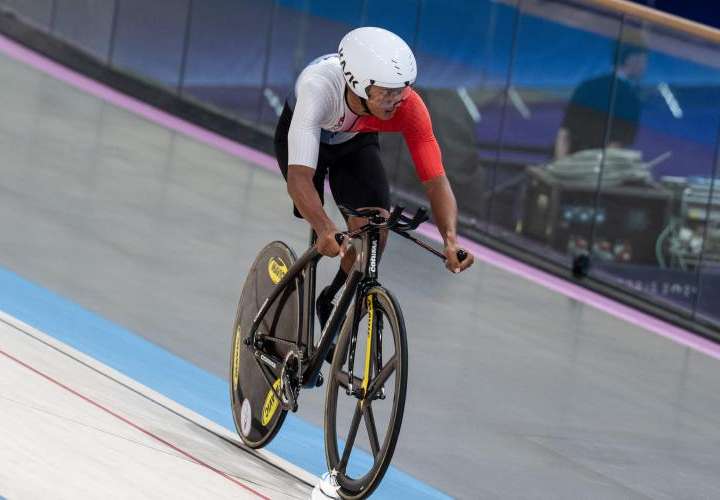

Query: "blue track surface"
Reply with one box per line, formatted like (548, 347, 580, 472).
(0, 266, 450, 499)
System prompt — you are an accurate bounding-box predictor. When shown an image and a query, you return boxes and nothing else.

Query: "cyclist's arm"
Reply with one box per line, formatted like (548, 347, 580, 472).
(423, 174, 458, 247)
(355, 91, 473, 271)
(384, 93, 455, 250)
(286, 79, 341, 255)
(287, 165, 337, 237)
(423, 175, 473, 273)
(392, 93, 472, 271)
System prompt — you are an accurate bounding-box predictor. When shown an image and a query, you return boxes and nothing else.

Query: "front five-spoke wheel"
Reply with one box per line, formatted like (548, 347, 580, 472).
(324, 287, 408, 499)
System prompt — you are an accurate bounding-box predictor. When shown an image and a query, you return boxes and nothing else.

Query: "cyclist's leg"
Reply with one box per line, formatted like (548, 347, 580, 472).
(316, 133, 389, 349)
(328, 132, 391, 272)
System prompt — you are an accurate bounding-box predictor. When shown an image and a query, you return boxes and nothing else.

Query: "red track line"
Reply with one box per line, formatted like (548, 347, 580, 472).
(0, 347, 271, 500)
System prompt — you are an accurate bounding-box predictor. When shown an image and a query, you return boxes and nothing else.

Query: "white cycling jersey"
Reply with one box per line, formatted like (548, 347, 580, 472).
(287, 54, 362, 168)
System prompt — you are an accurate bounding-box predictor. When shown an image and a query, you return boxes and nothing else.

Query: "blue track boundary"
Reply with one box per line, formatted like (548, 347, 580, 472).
(0, 266, 450, 499)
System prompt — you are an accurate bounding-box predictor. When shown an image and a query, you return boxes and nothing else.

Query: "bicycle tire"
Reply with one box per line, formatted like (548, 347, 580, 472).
(324, 286, 408, 499)
(230, 241, 302, 449)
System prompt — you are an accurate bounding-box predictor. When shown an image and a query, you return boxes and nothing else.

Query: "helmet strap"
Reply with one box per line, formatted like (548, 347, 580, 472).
(360, 97, 374, 117)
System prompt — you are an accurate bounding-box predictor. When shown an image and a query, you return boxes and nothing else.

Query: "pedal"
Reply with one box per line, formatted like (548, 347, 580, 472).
(280, 350, 301, 412)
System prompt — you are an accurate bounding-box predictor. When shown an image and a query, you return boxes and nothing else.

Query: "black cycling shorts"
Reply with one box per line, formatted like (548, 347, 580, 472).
(274, 102, 390, 219)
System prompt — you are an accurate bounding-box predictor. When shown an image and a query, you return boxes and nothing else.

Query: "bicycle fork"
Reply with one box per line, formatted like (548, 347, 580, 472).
(347, 291, 385, 401)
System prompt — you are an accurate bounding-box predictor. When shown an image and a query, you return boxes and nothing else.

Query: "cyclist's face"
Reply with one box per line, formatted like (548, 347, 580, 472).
(365, 85, 411, 119)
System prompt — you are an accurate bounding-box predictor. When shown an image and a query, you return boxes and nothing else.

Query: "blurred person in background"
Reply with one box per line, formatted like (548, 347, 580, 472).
(555, 42, 648, 159)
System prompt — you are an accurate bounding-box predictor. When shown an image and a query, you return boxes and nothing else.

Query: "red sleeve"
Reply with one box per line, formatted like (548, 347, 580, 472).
(353, 90, 445, 182)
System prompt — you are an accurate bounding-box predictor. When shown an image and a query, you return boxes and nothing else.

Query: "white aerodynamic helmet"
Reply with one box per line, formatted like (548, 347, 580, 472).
(338, 27, 417, 100)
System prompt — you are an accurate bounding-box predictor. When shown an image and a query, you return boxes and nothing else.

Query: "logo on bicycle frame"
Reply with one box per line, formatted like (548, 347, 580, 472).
(262, 378, 283, 426)
(268, 257, 288, 284)
(369, 240, 378, 273)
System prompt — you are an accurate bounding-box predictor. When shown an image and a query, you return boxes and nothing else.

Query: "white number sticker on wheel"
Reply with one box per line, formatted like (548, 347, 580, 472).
(240, 398, 252, 436)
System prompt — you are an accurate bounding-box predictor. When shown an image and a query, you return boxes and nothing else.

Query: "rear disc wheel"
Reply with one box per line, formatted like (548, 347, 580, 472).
(230, 241, 301, 448)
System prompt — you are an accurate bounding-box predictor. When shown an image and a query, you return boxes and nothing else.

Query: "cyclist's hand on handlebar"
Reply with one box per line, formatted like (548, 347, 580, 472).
(317, 228, 345, 257)
(444, 242, 474, 274)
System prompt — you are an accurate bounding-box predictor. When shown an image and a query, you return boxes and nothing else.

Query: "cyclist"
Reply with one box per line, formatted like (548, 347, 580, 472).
(274, 26, 474, 340)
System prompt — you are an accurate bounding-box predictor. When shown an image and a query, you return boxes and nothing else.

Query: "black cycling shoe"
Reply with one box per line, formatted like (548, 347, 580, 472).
(316, 287, 337, 363)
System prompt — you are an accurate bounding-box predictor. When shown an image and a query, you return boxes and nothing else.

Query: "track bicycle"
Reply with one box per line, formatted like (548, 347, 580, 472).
(230, 205, 466, 498)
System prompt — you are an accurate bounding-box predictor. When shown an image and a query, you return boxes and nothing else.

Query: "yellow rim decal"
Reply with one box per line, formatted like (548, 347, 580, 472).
(232, 326, 241, 392)
(267, 257, 288, 284)
(261, 378, 282, 426)
(361, 295, 374, 392)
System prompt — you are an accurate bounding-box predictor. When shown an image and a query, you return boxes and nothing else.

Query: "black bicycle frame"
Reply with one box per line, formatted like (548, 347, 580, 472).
(245, 226, 382, 395)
